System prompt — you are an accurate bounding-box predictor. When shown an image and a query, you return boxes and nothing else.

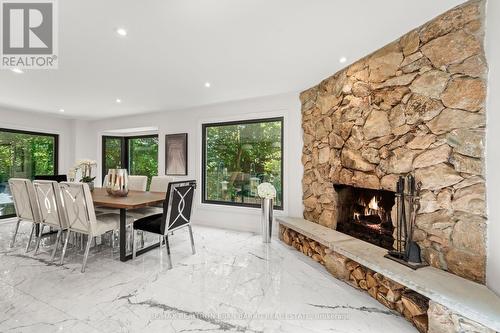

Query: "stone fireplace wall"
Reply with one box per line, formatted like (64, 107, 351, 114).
(300, 0, 487, 283)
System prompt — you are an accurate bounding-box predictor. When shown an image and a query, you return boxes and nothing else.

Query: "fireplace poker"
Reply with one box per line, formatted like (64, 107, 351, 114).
(405, 175, 423, 263)
(395, 177, 403, 254)
(405, 174, 415, 261)
(400, 176, 408, 259)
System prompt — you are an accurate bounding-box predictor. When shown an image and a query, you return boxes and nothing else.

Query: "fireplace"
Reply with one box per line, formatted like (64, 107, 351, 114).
(333, 184, 395, 250)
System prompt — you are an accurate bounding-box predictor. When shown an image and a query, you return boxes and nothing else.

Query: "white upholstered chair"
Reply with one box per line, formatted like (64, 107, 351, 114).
(94, 174, 117, 215)
(58, 182, 126, 272)
(150, 176, 174, 192)
(32, 180, 68, 261)
(102, 174, 109, 188)
(128, 176, 148, 191)
(128, 176, 174, 219)
(8, 178, 41, 252)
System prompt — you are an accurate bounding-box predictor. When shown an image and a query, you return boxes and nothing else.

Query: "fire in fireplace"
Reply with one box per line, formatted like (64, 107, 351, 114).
(333, 184, 395, 250)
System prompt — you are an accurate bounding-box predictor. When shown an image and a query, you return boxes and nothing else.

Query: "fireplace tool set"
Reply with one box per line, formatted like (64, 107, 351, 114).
(385, 173, 428, 269)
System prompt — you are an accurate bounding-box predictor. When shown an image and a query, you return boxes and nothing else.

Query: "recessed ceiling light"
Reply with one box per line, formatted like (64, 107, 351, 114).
(59, 109, 65, 113)
(339, 57, 347, 64)
(10, 68, 24, 74)
(204, 82, 211, 88)
(116, 98, 122, 103)
(116, 28, 127, 37)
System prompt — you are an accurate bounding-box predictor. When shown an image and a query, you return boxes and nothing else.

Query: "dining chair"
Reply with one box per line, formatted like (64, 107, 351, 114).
(8, 178, 42, 252)
(127, 176, 174, 220)
(32, 180, 67, 261)
(102, 174, 109, 188)
(150, 176, 174, 192)
(34, 175, 68, 182)
(58, 182, 126, 272)
(128, 175, 148, 191)
(95, 174, 118, 215)
(132, 180, 196, 269)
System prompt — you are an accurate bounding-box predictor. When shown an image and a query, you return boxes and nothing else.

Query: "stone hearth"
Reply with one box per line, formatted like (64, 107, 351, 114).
(280, 224, 430, 332)
(300, 0, 487, 283)
(277, 216, 500, 333)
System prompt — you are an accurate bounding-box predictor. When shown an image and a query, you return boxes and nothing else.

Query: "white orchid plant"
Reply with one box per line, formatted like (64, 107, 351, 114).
(257, 182, 277, 200)
(75, 159, 97, 183)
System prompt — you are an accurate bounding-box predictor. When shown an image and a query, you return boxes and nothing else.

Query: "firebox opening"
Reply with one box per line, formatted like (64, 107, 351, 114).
(333, 184, 395, 250)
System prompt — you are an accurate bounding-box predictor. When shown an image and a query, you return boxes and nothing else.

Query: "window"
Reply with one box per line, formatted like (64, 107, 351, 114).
(202, 117, 283, 209)
(0, 128, 58, 219)
(102, 135, 159, 189)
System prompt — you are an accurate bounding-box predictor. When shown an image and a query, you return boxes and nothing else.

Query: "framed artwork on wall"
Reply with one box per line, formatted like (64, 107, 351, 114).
(165, 133, 188, 175)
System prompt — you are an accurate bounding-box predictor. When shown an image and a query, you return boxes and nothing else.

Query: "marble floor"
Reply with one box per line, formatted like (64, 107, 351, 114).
(0, 219, 416, 333)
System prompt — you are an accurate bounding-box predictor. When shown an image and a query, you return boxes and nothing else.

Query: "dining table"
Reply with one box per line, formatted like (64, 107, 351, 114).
(91, 187, 166, 262)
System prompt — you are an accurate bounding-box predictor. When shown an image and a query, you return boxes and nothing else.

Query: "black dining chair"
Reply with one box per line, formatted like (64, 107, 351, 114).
(132, 180, 196, 269)
(34, 175, 68, 182)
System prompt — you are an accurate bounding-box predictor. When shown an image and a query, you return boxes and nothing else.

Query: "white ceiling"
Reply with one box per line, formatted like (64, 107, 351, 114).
(0, 0, 464, 120)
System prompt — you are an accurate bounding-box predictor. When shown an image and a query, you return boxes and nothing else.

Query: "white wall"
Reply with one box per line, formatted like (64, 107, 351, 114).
(0, 107, 75, 177)
(486, 0, 500, 295)
(73, 93, 304, 233)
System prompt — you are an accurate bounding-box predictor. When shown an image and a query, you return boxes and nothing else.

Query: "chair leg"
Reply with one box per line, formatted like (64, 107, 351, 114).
(132, 229, 137, 260)
(60, 230, 71, 265)
(81, 236, 92, 273)
(34, 224, 45, 255)
(50, 229, 62, 262)
(188, 225, 196, 255)
(164, 235, 172, 269)
(25, 223, 35, 253)
(10, 219, 21, 248)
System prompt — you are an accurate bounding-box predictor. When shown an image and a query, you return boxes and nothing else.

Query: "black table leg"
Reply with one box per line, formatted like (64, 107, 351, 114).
(119, 208, 127, 262)
(118, 208, 162, 262)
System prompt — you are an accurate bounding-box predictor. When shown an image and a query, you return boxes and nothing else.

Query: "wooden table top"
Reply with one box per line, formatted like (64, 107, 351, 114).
(91, 187, 166, 209)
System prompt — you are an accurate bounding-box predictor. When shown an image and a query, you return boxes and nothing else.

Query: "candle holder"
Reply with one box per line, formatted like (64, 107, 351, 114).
(105, 169, 129, 197)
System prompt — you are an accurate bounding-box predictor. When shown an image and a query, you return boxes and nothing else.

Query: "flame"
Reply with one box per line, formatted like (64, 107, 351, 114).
(368, 196, 379, 210)
(353, 196, 382, 221)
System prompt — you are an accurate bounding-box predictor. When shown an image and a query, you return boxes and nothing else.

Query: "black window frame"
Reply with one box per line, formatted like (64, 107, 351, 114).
(101, 134, 159, 183)
(0, 127, 59, 219)
(201, 116, 284, 210)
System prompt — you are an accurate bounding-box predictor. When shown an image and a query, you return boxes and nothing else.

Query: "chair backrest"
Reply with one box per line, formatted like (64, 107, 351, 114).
(8, 178, 40, 223)
(128, 175, 148, 191)
(150, 176, 174, 192)
(33, 180, 67, 229)
(59, 182, 97, 235)
(160, 180, 196, 235)
(34, 175, 68, 182)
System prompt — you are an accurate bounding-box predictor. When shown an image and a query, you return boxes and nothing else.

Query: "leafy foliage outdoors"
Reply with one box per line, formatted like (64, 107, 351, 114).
(0, 130, 56, 217)
(204, 119, 282, 208)
(103, 136, 159, 190)
(128, 137, 159, 189)
(104, 137, 122, 171)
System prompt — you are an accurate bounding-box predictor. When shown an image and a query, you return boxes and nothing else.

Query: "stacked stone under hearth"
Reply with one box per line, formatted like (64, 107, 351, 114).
(300, 0, 487, 283)
(279, 225, 430, 332)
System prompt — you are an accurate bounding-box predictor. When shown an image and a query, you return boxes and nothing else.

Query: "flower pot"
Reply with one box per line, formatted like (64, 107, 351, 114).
(261, 198, 273, 243)
(85, 181, 95, 191)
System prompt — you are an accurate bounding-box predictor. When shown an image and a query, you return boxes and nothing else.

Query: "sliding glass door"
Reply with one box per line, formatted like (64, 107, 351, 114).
(0, 128, 58, 219)
(102, 135, 158, 189)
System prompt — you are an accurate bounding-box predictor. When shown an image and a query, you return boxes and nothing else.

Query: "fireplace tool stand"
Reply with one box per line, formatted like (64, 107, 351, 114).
(385, 173, 428, 269)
